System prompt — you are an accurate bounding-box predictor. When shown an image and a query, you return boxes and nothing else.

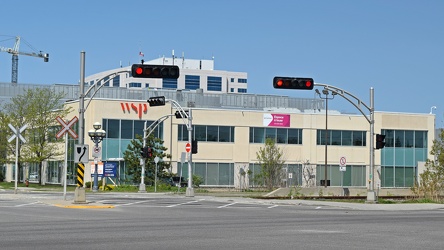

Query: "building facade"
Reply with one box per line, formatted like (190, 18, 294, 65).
(85, 57, 248, 94)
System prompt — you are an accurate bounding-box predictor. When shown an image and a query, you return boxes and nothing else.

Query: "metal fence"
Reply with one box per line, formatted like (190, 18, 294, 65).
(0, 81, 324, 111)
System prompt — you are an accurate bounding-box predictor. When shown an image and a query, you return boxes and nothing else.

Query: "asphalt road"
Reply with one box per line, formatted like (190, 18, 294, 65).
(1, 192, 444, 250)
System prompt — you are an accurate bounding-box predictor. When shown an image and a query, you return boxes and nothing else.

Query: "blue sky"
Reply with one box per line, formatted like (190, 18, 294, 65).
(1, 0, 443, 127)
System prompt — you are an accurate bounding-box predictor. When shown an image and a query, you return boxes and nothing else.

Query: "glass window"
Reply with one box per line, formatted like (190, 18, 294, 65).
(163, 78, 178, 89)
(185, 75, 200, 90)
(265, 128, 276, 141)
(207, 126, 218, 142)
(288, 129, 300, 144)
(404, 131, 414, 148)
(113, 75, 120, 87)
(395, 130, 404, 148)
(219, 126, 230, 142)
(277, 129, 287, 143)
(352, 131, 363, 146)
(384, 130, 394, 147)
(415, 131, 426, 148)
(253, 127, 265, 143)
(121, 120, 133, 139)
(133, 121, 144, 138)
(107, 119, 120, 138)
(129, 82, 142, 88)
(342, 131, 352, 146)
(207, 76, 222, 91)
(331, 130, 341, 145)
(195, 125, 206, 141)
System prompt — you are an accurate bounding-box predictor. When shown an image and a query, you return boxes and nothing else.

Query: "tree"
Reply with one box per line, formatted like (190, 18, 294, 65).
(123, 134, 172, 185)
(413, 128, 444, 201)
(255, 138, 285, 190)
(4, 88, 70, 184)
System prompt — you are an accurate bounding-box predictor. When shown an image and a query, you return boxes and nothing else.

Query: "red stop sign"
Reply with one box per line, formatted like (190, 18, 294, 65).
(185, 143, 191, 153)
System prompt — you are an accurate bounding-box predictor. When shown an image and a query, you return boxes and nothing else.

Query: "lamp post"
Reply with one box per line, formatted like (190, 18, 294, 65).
(88, 122, 106, 192)
(315, 88, 336, 188)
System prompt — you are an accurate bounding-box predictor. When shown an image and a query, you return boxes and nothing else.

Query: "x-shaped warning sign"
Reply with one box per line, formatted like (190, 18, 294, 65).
(56, 116, 79, 139)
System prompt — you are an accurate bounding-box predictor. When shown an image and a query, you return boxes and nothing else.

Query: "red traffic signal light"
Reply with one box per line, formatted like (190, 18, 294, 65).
(273, 77, 314, 90)
(375, 134, 386, 149)
(131, 64, 180, 79)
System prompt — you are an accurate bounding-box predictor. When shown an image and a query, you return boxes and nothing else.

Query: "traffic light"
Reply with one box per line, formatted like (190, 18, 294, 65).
(175, 110, 189, 118)
(146, 147, 153, 158)
(273, 77, 314, 90)
(140, 147, 146, 158)
(131, 64, 180, 79)
(147, 96, 166, 107)
(376, 134, 386, 149)
(192, 139, 198, 154)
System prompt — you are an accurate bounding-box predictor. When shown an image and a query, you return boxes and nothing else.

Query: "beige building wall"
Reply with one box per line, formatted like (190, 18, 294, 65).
(62, 99, 435, 188)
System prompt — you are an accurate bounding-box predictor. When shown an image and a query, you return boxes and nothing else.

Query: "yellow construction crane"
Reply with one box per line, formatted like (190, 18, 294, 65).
(0, 36, 49, 85)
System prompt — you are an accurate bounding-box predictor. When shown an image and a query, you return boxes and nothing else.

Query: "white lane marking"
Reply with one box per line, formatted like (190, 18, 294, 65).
(167, 200, 202, 208)
(15, 201, 40, 207)
(218, 202, 237, 208)
(268, 205, 279, 209)
(113, 200, 151, 207)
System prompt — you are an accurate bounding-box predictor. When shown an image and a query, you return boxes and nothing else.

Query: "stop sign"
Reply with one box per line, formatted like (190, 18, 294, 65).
(185, 142, 191, 153)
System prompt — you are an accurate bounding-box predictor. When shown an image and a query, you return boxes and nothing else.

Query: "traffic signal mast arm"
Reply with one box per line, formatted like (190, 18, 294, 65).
(314, 83, 372, 124)
(84, 70, 130, 111)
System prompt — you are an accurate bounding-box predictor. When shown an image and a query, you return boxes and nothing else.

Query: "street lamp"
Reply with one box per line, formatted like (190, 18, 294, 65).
(315, 88, 337, 188)
(88, 122, 106, 192)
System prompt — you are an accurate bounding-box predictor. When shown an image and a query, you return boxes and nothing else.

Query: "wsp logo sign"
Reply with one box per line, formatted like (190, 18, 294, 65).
(120, 103, 148, 119)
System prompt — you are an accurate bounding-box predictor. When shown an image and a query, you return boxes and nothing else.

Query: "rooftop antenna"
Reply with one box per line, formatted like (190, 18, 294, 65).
(172, 49, 175, 65)
(430, 106, 437, 114)
(182, 52, 185, 69)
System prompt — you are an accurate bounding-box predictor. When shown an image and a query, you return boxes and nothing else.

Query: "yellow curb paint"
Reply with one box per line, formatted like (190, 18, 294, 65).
(54, 204, 115, 209)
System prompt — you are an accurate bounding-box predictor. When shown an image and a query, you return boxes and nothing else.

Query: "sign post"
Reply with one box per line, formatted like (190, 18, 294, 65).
(339, 156, 347, 196)
(8, 124, 27, 194)
(55, 116, 79, 200)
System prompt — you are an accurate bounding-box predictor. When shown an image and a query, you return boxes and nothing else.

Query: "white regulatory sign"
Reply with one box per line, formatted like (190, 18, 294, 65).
(339, 156, 347, 167)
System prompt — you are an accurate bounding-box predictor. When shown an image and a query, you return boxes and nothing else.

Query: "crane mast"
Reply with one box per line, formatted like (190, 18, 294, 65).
(0, 36, 49, 85)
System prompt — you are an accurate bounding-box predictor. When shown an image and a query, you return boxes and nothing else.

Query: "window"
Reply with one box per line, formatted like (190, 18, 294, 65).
(128, 82, 142, 88)
(250, 127, 302, 144)
(113, 75, 120, 87)
(207, 76, 222, 91)
(382, 130, 427, 149)
(178, 125, 235, 142)
(238, 78, 247, 83)
(238, 88, 247, 93)
(185, 75, 200, 90)
(163, 78, 177, 89)
(316, 129, 366, 146)
(380, 129, 428, 188)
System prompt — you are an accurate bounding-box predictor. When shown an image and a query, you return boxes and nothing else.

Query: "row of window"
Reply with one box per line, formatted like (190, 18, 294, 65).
(382, 129, 427, 148)
(249, 127, 303, 144)
(178, 125, 235, 142)
(317, 130, 367, 146)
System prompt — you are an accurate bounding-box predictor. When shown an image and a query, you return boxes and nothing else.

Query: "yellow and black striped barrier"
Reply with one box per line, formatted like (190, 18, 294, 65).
(77, 162, 85, 187)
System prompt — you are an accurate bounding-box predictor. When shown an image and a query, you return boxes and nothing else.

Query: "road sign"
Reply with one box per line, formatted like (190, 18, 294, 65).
(339, 156, 347, 167)
(185, 142, 191, 153)
(8, 124, 27, 143)
(56, 116, 78, 139)
(104, 163, 117, 177)
(92, 146, 101, 158)
(90, 161, 104, 176)
(340, 166, 346, 172)
(75, 144, 89, 163)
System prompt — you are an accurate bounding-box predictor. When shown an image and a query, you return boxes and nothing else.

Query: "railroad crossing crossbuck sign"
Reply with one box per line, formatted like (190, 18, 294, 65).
(56, 116, 79, 139)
